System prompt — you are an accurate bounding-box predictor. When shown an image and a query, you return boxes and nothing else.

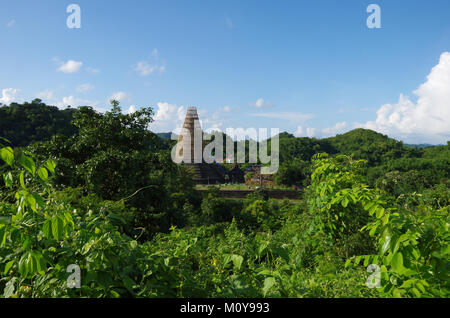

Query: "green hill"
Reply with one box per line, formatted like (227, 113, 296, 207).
(323, 128, 416, 165)
(0, 99, 78, 147)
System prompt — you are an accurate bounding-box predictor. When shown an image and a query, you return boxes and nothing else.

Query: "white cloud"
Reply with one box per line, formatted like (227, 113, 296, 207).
(6, 19, 15, 28)
(222, 105, 232, 112)
(250, 98, 273, 108)
(154, 102, 185, 121)
(150, 102, 186, 133)
(202, 112, 224, 132)
(134, 61, 165, 76)
(251, 111, 313, 122)
(294, 122, 348, 138)
(306, 128, 316, 138)
(0, 88, 21, 105)
(61, 96, 77, 106)
(133, 49, 166, 76)
(57, 60, 83, 73)
(294, 125, 303, 137)
(361, 52, 450, 144)
(127, 105, 136, 114)
(35, 90, 99, 109)
(321, 121, 347, 137)
(76, 83, 94, 93)
(204, 123, 224, 134)
(134, 50, 165, 76)
(134, 61, 156, 76)
(109, 91, 128, 102)
(36, 89, 55, 101)
(87, 67, 100, 74)
(57, 95, 98, 109)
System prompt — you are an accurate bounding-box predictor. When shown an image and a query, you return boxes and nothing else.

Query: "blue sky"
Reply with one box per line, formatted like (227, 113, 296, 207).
(1, 0, 450, 143)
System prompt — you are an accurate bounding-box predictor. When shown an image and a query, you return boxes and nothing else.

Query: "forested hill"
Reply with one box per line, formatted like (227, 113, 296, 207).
(156, 132, 174, 140)
(274, 128, 414, 164)
(325, 128, 415, 165)
(0, 99, 77, 147)
(1, 100, 448, 158)
(405, 143, 439, 149)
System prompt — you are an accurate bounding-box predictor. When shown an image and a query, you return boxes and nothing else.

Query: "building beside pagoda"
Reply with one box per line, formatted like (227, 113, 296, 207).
(228, 164, 245, 183)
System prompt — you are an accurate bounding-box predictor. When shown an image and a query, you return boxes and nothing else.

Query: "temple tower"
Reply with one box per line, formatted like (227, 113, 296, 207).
(175, 107, 225, 184)
(175, 107, 203, 163)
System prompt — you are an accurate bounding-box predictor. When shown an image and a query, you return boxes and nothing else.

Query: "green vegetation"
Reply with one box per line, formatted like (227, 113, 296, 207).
(274, 129, 449, 191)
(0, 100, 448, 298)
(0, 99, 78, 147)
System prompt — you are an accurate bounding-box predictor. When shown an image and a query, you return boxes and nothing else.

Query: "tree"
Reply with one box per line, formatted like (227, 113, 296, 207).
(275, 158, 309, 187)
(0, 100, 78, 147)
(28, 100, 198, 239)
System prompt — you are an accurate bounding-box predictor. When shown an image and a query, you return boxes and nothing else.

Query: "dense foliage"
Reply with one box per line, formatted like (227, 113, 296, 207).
(275, 129, 449, 193)
(0, 100, 448, 298)
(0, 99, 77, 147)
(23, 101, 197, 239)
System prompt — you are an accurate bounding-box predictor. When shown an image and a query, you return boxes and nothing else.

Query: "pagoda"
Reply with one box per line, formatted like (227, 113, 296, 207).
(175, 107, 225, 184)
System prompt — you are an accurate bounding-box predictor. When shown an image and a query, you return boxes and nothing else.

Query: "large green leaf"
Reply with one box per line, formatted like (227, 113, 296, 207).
(258, 269, 274, 276)
(262, 277, 276, 296)
(391, 252, 404, 273)
(3, 280, 15, 298)
(18, 153, 36, 176)
(4, 260, 14, 275)
(0, 147, 14, 166)
(381, 234, 391, 256)
(341, 197, 349, 207)
(42, 220, 51, 239)
(45, 159, 56, 174)
(354, 255, 362, 266)
(18, 254, 29, 277)
(376, 207, 385, 219)
(411, 288, 421, 298)
(37, 167, 48, 181)
(31, 251, 46, 275)
(26, 253, 35, 274)
(26, 194, 37, 212)
(19, 171, 26, 189)
(51, 215, 64, 241)
(231, 255, 244, 271)
(258, 241, 269, 257)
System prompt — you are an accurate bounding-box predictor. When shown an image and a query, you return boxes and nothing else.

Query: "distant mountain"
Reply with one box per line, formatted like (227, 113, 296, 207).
(405, 143, 440, 149)
(156, 132, 175, 140)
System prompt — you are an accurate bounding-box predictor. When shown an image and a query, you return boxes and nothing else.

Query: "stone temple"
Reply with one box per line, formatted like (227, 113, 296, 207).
(175, 107, 225, 184)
